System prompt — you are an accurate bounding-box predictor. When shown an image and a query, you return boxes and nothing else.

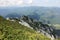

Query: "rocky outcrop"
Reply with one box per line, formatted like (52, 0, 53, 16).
(20, 16, 57, 40)
(6, 15, 58, 40)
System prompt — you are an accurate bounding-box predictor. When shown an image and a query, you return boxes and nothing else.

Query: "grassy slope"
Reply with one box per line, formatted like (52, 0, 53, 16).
(0, 16, 50, 40)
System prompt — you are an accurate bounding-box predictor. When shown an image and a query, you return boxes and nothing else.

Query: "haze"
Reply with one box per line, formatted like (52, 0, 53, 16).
(0, 0, 60, 7)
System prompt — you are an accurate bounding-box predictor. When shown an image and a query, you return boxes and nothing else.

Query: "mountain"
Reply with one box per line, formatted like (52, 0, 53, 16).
(5, 13, 21, 18)
(6, 15, 60, 40)
(0, 6, 60, 24)
(0, 16, 51, 40)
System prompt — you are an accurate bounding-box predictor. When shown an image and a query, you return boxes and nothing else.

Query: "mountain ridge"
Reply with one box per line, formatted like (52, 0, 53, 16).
(6, 15, 60, 40)
(0, 16, 51, 40)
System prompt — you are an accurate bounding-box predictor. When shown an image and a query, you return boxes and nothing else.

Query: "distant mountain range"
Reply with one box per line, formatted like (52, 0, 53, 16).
(0, 6, 60, 24)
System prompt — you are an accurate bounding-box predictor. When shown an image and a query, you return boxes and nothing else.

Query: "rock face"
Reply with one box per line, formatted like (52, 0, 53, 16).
(6, 15, 58, 40)
(19, 20, 33, 29)
(20, 16, 57, 40)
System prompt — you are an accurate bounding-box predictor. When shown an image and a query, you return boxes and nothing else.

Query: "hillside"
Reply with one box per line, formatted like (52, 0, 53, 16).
(0, 16, 50, 40)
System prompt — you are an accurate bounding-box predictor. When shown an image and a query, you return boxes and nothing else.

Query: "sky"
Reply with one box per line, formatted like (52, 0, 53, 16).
(0, 0, 60, 7)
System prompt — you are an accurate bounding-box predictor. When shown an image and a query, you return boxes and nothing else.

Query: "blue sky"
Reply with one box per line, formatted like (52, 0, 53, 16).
(0, 0, 60, 7)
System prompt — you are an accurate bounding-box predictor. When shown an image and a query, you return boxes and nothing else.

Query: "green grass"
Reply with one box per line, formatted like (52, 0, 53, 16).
(0, 16, 51, 40)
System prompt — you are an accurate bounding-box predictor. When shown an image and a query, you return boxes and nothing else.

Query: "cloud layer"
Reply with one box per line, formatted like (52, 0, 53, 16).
(0, 0, 33, 6)
(0, 0, 60, 7)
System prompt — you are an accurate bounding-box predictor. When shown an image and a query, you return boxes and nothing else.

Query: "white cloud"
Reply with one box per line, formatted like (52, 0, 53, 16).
(0, 0, 33, 7)
(23, 0, 33, 4)
(0, 0, 23, 6)
(0, 0, 60, 7)
(27, 0, 33, 4)
(15, 0, 23, 5)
